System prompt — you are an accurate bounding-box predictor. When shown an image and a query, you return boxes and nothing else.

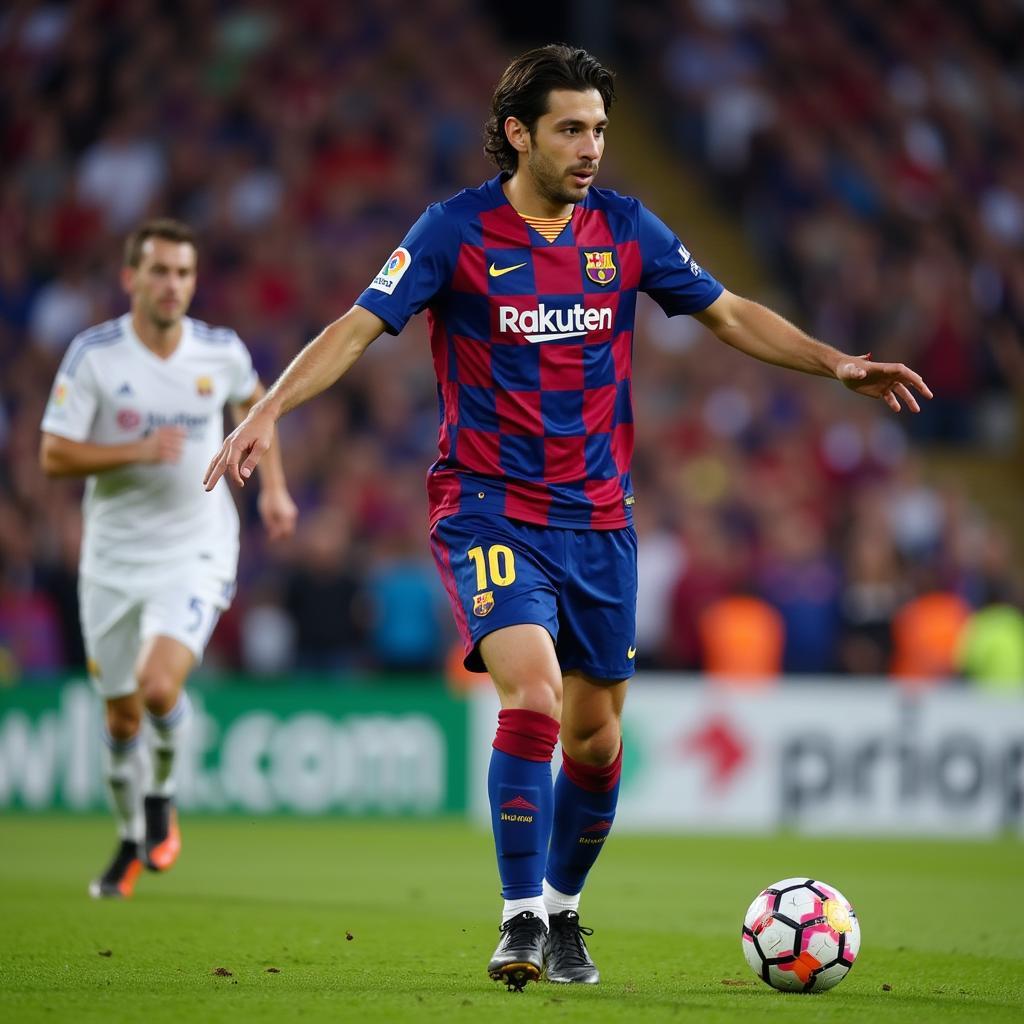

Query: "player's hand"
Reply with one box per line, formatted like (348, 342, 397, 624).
(258, 487, 298, 541)
(204, 407, 276, 490)
(141, 425, 186, 464)
(837, 354, 933, 413)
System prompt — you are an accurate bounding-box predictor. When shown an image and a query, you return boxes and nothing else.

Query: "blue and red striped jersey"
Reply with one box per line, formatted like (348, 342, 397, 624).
(356, 174, 723, 530)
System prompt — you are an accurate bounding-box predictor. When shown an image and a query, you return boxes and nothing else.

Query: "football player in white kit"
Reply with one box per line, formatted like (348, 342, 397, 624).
(40, 219, 297, 898)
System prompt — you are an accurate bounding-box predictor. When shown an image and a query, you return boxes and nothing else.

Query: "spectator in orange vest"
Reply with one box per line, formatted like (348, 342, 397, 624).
(890, 590, 971, 684)
(698, 593, 785, 684)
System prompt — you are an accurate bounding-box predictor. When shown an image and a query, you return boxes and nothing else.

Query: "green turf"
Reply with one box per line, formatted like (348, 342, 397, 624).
(0, 816, 1021, 1023)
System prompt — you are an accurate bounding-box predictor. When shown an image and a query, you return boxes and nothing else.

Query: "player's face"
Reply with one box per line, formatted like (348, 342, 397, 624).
(524, 88, 607, 207)
(124, 238, 197, 330)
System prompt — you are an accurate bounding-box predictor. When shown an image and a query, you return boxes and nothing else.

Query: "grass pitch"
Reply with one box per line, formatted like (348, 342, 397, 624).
(0, 816, 1021, 1023)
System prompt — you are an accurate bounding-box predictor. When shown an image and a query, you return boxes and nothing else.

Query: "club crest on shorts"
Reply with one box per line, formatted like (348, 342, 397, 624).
(584, 250, 617, 285)
(473, 591, 494, 617)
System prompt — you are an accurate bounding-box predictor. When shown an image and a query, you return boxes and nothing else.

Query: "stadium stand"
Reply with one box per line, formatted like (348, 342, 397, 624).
(1, 0, 1021, 681)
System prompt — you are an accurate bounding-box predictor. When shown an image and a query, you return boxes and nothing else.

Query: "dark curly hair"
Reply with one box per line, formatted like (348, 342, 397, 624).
(484, 44, 616, 174)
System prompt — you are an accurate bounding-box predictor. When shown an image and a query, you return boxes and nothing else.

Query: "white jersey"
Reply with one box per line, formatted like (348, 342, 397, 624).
(41, 314, 258, 588)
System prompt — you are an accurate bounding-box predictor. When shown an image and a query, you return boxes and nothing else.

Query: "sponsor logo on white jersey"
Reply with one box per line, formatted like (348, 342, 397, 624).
(498, 303, 612, 343)
(369, 247, 412, 294)
(145, 411, 210, 437)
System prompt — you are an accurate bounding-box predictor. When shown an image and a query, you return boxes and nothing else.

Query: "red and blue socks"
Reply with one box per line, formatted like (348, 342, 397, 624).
(544, 743, 623, 908)
(488, 708, 560, 925)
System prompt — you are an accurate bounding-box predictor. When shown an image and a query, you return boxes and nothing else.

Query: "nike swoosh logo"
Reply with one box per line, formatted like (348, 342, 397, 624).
(489, 261, 527, 278)
(627, 646, 637, 659)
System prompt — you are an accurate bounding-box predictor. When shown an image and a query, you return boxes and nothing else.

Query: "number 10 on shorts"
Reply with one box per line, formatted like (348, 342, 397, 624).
(467, 544, 516, 590)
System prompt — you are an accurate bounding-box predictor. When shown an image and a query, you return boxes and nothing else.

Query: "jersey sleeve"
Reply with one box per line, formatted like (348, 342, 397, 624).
(637, 202, 724, 316)
(225, 333, 259, 404)
(354, 203, 460, 335)
(40, 344, 100, 442)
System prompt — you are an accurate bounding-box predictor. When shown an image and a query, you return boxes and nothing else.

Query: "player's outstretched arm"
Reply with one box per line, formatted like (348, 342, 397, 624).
(40, 426, 185, 478)
(204, 305, 386, 491)
(694, 290, 932, 413)
(230, 381, 297, 541)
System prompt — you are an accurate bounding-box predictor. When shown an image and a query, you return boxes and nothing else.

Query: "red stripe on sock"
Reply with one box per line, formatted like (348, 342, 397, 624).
(493, 708, 560, 762)
(561, 743, 623, 792)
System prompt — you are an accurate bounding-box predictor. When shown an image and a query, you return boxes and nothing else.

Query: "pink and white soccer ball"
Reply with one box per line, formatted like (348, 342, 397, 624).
(741, 877, 860, 992)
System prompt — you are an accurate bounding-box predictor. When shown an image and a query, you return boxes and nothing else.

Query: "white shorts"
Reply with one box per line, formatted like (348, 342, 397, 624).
(79, 566, 235, 700)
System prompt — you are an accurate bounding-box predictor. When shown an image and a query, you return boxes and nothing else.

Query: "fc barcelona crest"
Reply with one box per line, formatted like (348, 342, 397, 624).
(584, 250, 617, 285)
(473, 591, 495, 617)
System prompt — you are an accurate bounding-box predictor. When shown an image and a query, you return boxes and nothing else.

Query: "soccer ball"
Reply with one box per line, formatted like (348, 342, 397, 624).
(741, 877, 860, 993)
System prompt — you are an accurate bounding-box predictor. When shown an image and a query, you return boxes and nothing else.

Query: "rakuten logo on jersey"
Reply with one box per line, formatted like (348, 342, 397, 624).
(498, 303, 612, 343)
(144, 411, 210, 440)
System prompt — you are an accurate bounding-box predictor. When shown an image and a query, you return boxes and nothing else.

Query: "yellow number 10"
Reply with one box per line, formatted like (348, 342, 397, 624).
(467, 544, 516, 590)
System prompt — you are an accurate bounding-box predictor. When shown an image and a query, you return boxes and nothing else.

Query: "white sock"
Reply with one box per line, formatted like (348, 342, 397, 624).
(146, 692, 190, 797)
(543, 879, 581, 916)
(102, 730, 144, 842)
(502, 897, 548, 928)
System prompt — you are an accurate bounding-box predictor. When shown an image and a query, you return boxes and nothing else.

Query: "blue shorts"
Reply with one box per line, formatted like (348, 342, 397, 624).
(430, 513, 637, 681)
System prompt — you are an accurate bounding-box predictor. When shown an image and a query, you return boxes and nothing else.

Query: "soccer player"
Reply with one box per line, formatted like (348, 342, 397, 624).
(40, 218, 297, 899)
(203, 46, 930, 988)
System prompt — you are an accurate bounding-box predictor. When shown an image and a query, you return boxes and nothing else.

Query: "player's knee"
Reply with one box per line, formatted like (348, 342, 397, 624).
(106, 704, 141, 741)
(563, 719, 621, 766)
(507, 678, 562, 719)
(139, 669, 179, 716)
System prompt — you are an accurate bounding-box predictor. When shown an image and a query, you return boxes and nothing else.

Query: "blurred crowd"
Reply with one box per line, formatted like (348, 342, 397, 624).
(1, 0, 1022, 688)
(618, 0, 1024, 687)
(622, 0, 1024, 447)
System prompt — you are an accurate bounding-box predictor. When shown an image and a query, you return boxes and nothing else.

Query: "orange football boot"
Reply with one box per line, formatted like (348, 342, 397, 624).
(143, 795, 181, 871)
(89, 840, 143, 898)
